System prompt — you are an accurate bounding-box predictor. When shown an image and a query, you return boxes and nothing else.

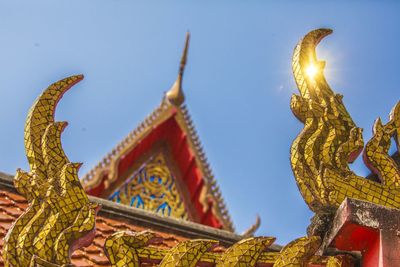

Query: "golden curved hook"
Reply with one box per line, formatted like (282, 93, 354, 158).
(24, 75, 83, 179)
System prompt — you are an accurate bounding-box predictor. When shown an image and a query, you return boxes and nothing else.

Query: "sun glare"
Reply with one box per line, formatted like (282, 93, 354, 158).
(306, 64, 318, 79)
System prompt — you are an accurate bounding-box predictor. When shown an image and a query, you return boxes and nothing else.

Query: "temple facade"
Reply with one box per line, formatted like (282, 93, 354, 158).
(0, 28, 399, 267)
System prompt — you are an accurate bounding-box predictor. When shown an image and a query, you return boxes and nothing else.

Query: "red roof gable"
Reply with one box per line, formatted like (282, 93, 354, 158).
(82, 100, 233, 231)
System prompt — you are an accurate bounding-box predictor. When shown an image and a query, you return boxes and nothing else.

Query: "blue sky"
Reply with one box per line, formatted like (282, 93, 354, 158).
(0, 1, 399, 244)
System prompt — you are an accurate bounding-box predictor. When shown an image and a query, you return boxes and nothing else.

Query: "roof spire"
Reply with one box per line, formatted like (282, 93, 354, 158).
(166, 31, 190, 106)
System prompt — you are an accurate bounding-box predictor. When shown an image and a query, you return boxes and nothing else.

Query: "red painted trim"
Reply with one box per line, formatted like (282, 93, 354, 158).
(331, 221, 380, 267)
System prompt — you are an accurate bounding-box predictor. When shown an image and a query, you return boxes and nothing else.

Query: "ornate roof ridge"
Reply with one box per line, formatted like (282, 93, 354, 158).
(178, 103, 235, 232)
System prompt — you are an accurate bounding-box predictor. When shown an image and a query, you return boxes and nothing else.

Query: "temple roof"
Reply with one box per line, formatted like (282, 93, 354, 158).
(0, 172, 279, 266)
(80, 33, 235, 232)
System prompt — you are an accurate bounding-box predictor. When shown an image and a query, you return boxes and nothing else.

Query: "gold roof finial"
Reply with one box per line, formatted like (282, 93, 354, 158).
(166, 31, 190, 106)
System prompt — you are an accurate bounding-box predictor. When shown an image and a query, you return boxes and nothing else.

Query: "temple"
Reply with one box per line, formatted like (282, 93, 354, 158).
(0, 28, 399, 267)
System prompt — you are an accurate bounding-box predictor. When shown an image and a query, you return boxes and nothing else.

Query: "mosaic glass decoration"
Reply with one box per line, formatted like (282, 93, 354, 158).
(104, 231, 353, 266)
(109, 152, 188, 219)
(290, 28, 400, 214)
(3, 75, 99, 267)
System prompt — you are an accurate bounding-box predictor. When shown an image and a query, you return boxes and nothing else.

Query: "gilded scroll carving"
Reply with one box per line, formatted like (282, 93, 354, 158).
(109, 153, 188, 219)
(103, 231, 352, 266)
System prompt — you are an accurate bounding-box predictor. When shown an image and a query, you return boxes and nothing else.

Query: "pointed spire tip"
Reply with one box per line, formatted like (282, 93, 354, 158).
(167, 32, 190, 106)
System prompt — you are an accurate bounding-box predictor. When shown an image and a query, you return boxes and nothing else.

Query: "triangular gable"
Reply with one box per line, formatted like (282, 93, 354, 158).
(82, 98, 234, 231)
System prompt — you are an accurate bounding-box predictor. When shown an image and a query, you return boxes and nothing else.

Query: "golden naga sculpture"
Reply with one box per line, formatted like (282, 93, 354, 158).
(3, 75, 99, 267)
(104, 231, 351, 266)
(291, 28, 400, 213)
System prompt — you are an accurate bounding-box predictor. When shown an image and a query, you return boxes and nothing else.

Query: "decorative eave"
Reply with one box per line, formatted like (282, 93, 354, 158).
(81, 33, 235, 232)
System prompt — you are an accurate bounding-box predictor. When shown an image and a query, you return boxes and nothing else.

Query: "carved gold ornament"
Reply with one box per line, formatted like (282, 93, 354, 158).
(3, 75, 99, 267)
(291, 28, 400, 213)
(109, 153, 188, 219)
(104, 231, 352, 266)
